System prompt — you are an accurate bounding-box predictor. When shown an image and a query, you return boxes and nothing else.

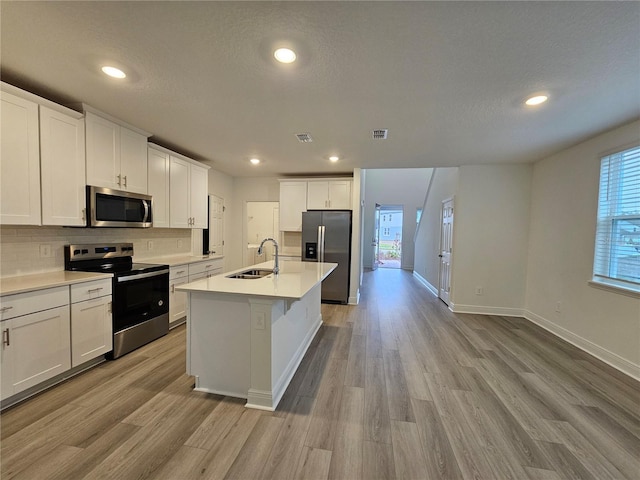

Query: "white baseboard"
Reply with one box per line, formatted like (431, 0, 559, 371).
(523, 309, 640, 382)
(412, 271, 438, 297)
(348, 288, 360, 305)
(449, 302, 524, 317)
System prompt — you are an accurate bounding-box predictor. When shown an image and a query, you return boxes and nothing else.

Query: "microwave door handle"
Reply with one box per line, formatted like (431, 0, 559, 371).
(142, 200, 150, 223)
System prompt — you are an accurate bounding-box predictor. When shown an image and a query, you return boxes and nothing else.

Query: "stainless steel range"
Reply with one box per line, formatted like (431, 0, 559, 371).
(64, 243, 169, 359)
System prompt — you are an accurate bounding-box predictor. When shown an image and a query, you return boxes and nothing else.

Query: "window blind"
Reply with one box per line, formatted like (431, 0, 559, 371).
(593, 145, 640, 286)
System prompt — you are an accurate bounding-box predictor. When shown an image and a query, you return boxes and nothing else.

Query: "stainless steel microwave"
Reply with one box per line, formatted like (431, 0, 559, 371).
(87, 186, 153, 228)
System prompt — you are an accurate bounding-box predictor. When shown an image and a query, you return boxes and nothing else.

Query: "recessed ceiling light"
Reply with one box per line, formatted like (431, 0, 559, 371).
(101, 66, 126, 79)
(525, 95, 548, 106)
(274, 48, 296, 64)
(329, 156, 339, 163)
(250, 158, 261, 165)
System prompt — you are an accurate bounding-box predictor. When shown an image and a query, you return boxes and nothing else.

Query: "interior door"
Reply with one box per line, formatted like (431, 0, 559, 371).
(439, 198, 454, 305)
(372, 204, 381, 270)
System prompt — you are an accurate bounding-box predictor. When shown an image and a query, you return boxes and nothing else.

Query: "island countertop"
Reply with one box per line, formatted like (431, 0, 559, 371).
(176, 260, 337, 299)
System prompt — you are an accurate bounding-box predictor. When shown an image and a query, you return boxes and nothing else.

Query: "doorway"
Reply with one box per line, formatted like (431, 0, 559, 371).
(245, 201, 279, 267)
(376, 205, 403, 269)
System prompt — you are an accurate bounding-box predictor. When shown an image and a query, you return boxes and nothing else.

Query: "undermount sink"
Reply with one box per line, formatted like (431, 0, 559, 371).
(226, 268, 274, 279)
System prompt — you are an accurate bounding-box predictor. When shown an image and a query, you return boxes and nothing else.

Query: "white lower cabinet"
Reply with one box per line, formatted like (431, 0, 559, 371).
(189, 258, 223, 280)
(170, 265, 189, 325)
(70, 279, 112, 367)
(0, 286, 70, 401)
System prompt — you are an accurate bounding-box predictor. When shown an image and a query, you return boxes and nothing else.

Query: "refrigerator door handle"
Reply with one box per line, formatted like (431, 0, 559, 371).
(317, 226, 322, 263)
(320, 225, 326, 262)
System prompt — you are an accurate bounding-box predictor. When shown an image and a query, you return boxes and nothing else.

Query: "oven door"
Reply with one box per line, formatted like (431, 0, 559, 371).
(112, 271, 169, 332)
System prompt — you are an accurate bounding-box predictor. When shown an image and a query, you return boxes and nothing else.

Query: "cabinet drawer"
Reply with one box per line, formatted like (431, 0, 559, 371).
(189, 259, 223, 276)
(170, 265, 189, 280)
(0, 286, 68, 321)
(188, 272, 207, 282)
(70, 279, 112, 303)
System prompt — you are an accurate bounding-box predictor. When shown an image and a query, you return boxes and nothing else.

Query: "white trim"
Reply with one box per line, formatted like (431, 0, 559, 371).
(348, 289, 360, 305)
(246, 389, 275, 411)
(148, 142, 211, 169)
(80, 103, 151, 137)
(1, 82, 84, 118)
(523, 310, 640, 382)
(193, 386, 247, 399)
(588, 279, 640, 299)
(449, 302, 524, 317)
(412, 271, 438, 297)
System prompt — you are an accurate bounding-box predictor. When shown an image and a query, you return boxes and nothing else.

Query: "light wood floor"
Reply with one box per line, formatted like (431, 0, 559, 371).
(2, 268, 639, 479)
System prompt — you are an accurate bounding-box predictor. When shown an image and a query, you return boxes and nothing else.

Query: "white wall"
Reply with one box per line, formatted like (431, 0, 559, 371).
(525, 120, 640, 378)
(362, 168, 433, 270)
(413, 167, 458, 293)
(451, 164, 532, 314)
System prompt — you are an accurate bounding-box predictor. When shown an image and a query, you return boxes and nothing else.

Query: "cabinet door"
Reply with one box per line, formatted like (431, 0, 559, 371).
(0, 91, 41, 225)
(85, 112, 120, 190)
(279, 182, 307, 231)
(306, 181, 329, 209)
(209, 195, 224, 255)
(328, 180, 352, 209)
(190, 164, 208, 228)
(40, 106, 86, 226)
(148, 147, 170, 227)
(1, 306, 71, 400)
(170, 277, 189, 325)
(71, 296, 112, 367)
(120, 127, 148, 194)
(169, 156, 190, 228)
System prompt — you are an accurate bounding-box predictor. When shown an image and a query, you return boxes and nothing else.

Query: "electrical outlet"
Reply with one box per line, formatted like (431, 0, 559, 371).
(255, 312, 266, 330)
(475, 286, 484, 295)
(39, 244, 52, 258)
(147, 241, 154, 250)
(555, 301, 562, 313)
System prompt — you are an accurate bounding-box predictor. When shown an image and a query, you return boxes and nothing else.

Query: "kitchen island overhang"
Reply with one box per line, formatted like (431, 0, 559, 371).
(177, 260, 337, 411)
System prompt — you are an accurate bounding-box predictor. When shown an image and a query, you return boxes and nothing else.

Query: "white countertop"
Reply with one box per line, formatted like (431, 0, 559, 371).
(177, 260, 337, 299)
(1, 271, 113, 296)
(136, 254, 224, 267)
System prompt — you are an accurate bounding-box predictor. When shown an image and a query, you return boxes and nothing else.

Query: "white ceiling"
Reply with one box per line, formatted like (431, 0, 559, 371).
(2, 1, 639, 177)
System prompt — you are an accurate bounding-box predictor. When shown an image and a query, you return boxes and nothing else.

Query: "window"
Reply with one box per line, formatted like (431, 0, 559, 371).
(593, 145, 640, 292)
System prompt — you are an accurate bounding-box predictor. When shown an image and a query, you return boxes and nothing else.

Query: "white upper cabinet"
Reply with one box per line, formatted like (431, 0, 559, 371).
(39, 105, 86, 226)
(147, 146, 170, 228)
(85, 110, 149, 194)
(190, 164, 208, 229)
(169, 156, 190, 228)
(169, 154, 209, 229)
(279, 181, 307, 231)
(0, 91, 41, 225)
(307, 180, 352, 210)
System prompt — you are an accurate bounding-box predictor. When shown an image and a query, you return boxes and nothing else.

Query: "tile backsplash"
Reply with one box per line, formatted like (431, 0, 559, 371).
(0, 226, 193, 278)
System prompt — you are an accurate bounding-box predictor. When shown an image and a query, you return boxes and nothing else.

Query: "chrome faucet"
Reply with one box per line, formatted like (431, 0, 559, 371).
(257, 237, 279, 274)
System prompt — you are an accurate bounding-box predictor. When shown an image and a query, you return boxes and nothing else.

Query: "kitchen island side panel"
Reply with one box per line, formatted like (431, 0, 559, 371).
(187, 292, 251, 397)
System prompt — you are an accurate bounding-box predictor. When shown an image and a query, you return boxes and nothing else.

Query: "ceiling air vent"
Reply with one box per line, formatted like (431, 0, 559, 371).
(372, 129, 388, 140)
(295, 133, 313, 143)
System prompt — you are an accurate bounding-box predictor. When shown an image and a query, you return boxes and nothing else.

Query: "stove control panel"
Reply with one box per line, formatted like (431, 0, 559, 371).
(65, 243, 134, 262)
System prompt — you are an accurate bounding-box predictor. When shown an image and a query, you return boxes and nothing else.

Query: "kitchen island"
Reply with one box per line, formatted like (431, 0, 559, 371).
(177, 260, 337, 410)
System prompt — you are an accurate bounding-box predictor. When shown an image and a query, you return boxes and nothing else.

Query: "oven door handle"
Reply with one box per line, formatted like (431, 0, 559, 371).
(117, 269, 169, 282)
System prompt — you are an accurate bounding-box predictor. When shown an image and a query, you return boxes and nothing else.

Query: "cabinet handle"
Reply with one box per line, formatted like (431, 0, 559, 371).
(123, 175, 127, 188)
(175, 270, 186, 275)
(3, 328, 9, 347)
(171, 284, 175, 293)
(82, 208, 86, 221)
(87, 287, 103, 293)
(0, 306, 14, 313)
(108, 302, 112, 314)
(117, 174, 122, 186)
(205, 265, 212, 269)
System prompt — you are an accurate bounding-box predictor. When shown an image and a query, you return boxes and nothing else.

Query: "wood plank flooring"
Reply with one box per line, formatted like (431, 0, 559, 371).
(2, 268, 639, 479)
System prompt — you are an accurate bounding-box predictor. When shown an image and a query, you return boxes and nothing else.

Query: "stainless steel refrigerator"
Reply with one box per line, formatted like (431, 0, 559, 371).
(302, 210, 352, 304)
